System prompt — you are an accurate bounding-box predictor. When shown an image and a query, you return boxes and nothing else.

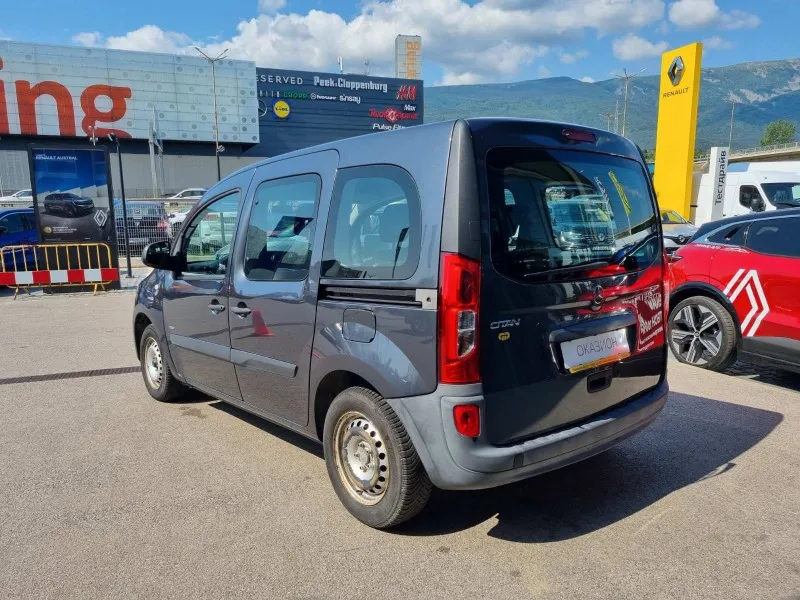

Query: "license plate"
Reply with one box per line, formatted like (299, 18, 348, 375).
(129, 237, 148, 244)
(560, 328, 630, 374)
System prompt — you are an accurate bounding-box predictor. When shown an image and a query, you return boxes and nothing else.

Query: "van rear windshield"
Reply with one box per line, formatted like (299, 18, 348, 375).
(487, 148, 657, 280)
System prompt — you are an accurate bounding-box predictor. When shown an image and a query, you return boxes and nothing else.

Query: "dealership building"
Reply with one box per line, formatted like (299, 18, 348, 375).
(0, 40, 424, 198)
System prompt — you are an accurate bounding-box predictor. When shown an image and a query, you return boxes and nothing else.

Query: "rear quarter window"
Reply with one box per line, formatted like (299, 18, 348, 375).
(321, 165, 421, 280)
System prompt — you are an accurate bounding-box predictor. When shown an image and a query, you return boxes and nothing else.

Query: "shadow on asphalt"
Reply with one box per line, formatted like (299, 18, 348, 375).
(209, 401, 324, 459)
(205, 391, 781, 542)
(724, 361, 800, 393)
(395, 391, 783, 541)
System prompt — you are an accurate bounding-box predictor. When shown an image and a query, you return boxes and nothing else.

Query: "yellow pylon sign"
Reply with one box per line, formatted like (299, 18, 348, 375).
(653, 42, 703, 219)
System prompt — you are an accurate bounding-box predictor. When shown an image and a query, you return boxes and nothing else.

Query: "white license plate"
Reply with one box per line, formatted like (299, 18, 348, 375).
(129, 237, 148, 244)
(560, 328, 630, 374)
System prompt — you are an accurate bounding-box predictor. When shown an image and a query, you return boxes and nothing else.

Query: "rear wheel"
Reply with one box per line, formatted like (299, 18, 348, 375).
(668, 296, 737, 371)
(139, 325, 187, 402)
(323, 386, 432, 529)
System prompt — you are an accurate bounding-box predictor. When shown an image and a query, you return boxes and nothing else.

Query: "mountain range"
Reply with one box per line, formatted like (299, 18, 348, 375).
(424, 58, 800, 152)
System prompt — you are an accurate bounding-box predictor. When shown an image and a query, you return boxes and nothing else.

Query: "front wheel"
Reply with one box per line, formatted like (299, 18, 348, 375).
(139, 324, 187, 401)
(668, 296, 737, 371)
(323, 387, 432, 529)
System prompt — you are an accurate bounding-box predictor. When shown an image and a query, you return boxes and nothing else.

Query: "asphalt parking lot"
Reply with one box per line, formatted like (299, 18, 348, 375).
(1, 292, 799, 599)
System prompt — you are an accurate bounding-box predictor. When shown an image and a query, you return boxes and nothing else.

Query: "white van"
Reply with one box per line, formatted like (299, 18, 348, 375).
(691, 170, 800, 226)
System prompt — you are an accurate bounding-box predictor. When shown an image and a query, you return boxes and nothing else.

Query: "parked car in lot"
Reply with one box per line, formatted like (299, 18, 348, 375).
(43, 192, 95, 217)
(115, 200, 170, 254)
(0, 189, 33, 204)
(668, 208, 800, 373)
(133, 119, 669, 528)
(167, 188, 207, 201)
(0, 207, 37, 270)
(661, 210, 698, 253)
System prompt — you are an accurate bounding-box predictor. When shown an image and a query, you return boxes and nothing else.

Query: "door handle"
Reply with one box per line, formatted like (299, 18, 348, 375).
(231, 303, 252, 318)
(208, 301, 226, 314)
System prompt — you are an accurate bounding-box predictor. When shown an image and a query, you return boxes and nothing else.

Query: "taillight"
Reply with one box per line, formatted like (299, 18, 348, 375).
(453, 404, 480, 438)
(158, 219, 169, 230)
(662, 249, 671, 324)
(439, 253, 480, 384)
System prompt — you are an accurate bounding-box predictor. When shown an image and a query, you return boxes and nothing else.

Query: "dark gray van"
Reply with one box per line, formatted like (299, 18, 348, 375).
(133, 119, 669, 528)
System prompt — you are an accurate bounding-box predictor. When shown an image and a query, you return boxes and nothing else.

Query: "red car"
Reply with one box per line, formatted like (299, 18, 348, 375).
(668, 208, 800, 372)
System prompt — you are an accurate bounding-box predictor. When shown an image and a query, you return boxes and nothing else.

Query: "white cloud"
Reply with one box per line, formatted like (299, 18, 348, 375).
(703, 35, 734, 50)
(71, 0, 668, 83)
(611, 33, 668, 60)
(538, 65, 552, 78)
(72, 31, 103, 47)
(580, 76, 595, 83)
(667, 0, 759, 30)
(719, 9, 761, 30)
(559, 49, 589, 64)
(73, 25, 194, 54)
(258, 0, 286, 12)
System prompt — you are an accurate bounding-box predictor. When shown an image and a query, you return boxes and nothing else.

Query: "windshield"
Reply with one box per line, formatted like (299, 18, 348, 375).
(487, 148, 657, 279)
(661, 210, 687, 224)
(762, 182, 800, 208)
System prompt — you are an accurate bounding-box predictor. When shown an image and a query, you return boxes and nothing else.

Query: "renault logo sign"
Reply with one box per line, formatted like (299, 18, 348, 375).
(668, 56, 685, 87)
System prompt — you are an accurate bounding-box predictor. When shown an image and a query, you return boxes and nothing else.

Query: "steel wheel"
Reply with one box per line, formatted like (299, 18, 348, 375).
(670, 303, 722, 365)
(143, 338, 164, 389)
(332, 411, 390, 506)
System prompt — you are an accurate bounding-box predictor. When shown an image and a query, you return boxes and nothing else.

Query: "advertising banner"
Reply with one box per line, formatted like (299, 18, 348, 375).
(709, 146, 729, 221)
(29, 146, 116, 244)
(1, 41, 258, 144)
(253, 68, 424, 157)
(395, 35, 422, 79)
(653, 42, 703, 219)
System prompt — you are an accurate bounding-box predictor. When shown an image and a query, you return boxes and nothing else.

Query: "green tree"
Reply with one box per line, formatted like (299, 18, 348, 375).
(760, 119, 796, 146)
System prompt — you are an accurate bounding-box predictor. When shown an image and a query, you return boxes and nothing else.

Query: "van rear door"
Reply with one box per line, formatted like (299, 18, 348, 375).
(469, 121, 666, 445)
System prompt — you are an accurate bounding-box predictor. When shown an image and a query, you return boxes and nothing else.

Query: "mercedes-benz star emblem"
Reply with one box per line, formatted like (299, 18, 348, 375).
(668, 56, 685, 87)
(591, 285, 604, 310)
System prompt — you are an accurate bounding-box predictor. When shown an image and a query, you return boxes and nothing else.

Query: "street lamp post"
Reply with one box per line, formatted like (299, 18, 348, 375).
(109, 133, 133, 278)
(728, 100, 737, 151)
(195, 47, 228, 181)
(611, 68, 647, 137)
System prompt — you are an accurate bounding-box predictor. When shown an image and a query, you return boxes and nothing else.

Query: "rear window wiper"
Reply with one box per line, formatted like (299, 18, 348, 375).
(609, 231, 659, 265)
(523, 260, 610, 279)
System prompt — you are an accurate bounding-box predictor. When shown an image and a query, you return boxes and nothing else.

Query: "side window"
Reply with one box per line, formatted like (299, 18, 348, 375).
(182, 191, 241, 275)
(243, 174, 320, 282)
(0, 213, 27, 234)
(739, 185, 763, 209)
(746, 217, 800, 258)
(708, 223, 748, 247)
(322, 165, 421, 280)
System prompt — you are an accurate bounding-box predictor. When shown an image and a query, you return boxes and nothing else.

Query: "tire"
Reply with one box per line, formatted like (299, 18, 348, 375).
(323, 386, 432, 529)
(668, 296, 737, 371)
(139, 324, 187, 402)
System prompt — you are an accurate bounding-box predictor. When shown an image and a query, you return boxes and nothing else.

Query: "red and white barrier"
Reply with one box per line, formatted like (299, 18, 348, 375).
(0, 268, 119, 286)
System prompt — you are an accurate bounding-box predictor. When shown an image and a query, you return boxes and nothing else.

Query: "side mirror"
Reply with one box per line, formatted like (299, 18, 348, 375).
(753, 198, 767, 212)
(739, 195, 751, 209)
(141, 240, 182, 271)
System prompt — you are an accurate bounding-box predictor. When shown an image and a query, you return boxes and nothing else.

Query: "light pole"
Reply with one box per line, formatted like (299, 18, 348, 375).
(195, 47, 228, 181)
(599, 112, 614, 132)
(611, 68, 647, 137)
(728, 100, 737, 150)
(108, 133, 133, 278)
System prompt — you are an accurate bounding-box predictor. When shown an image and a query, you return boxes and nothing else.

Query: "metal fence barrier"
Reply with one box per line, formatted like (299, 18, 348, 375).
(115, 199, 197, 261)
(0, 243, 118, 298)
(0, 197, 198, 260)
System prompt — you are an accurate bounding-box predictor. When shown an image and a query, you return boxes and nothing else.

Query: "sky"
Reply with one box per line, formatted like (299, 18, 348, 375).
(1, 0, 798, 85)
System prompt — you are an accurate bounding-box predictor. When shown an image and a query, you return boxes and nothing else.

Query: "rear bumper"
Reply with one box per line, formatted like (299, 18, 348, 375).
(386, 379, 668, 490)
